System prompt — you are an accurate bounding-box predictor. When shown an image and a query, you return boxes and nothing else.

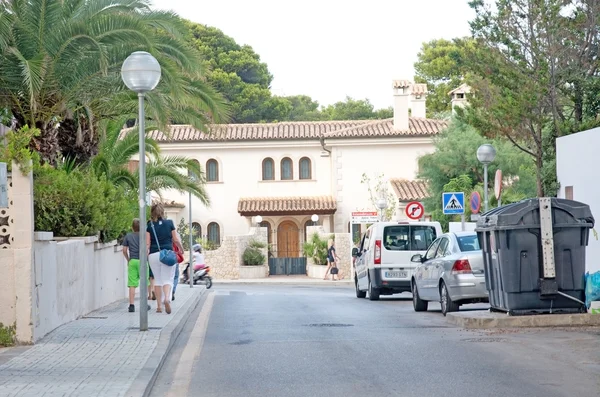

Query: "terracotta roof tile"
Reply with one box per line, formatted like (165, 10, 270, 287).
(411, 83, 428, 95)
(153, 199, 185, 209)
(390, 179, 430, 201)
(238, 196, 337, 216)
(324, 118, 448, 138)
(393, 80, 412, 88)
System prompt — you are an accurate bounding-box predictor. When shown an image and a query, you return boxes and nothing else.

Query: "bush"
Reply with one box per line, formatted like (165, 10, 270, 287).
(0, 323, 15, 347)
(34, 165, 136, 242)
(242, 239, 266, 266)
(302, 233, 331, 265)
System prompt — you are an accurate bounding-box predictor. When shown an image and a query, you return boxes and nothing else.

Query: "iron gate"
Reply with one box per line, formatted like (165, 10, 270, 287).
(268, 221, 307, 276)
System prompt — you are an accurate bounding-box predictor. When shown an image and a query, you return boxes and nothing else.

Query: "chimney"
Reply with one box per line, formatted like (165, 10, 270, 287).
(410, 83, 428, 118)
(449, 84, 470, 114)
(392, 80, 411, 131)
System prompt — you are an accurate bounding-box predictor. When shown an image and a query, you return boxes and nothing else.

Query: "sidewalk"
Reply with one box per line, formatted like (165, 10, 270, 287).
(0, 286, 206, 397)
(217, 275, 353, 285)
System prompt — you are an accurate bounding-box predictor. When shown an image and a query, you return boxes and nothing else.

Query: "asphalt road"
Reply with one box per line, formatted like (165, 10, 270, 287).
(151, 284, 600, 397)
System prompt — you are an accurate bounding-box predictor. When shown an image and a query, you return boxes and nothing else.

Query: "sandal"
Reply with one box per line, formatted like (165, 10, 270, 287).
(156, 307, 162, 313)
(164, 300, 171, 314)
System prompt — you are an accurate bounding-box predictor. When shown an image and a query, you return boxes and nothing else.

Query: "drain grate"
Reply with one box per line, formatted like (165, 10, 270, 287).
(306, 323, 354, 327)
(127, 326, 162, 330)
(81, 316, 108, 319)
(462, 338, 507, 343)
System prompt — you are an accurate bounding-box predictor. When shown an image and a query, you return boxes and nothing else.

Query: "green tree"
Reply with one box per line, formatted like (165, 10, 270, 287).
(92, 119, 209, 204)
(461, 0, 600, 196)
(322, 97, 382, 120)
(360, 173, 396, 221)
(0, 0, 228, 164)
(413, 38, 474, 117)
(418, 119, 537, 224)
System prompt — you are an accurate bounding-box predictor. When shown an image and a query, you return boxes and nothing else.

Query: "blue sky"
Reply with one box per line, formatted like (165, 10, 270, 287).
(151, 0, 474, 110)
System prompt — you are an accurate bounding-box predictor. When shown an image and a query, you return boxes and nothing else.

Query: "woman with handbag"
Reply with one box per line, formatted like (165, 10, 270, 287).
(146, 203, 183, 314)
(327, 239, 341, 281)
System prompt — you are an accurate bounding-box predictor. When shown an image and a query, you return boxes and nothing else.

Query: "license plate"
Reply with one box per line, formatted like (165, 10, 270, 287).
(385, 271, 408, 278)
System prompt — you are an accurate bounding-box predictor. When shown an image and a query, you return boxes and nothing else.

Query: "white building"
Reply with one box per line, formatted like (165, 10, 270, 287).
(134, 80, 448, 256)
(556, 128, 600, 273)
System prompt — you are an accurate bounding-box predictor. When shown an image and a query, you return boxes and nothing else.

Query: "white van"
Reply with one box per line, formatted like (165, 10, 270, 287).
(354, 221, 442, 300)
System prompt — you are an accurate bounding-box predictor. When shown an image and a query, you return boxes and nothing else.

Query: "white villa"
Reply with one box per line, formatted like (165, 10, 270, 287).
(130, 80, 451, 257)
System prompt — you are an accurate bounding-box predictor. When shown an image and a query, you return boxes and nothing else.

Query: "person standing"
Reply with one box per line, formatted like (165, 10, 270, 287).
(146, 203, 183, 314)
(327, 239, 340, 281)
(122, 219, 150, 313)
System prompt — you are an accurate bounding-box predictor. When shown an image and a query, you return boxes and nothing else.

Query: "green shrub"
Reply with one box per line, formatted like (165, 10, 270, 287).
(34, 165, 136, 242)
(242, 239, 266, 266)
(302, 233, 331, 265)
(0, 323, 15, 347)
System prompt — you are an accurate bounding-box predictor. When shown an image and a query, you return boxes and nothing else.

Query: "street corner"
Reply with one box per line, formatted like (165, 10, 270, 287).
(446, 310, 600, 329)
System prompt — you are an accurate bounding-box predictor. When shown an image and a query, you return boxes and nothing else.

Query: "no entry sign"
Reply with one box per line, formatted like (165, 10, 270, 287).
(405, 201, 424, 220)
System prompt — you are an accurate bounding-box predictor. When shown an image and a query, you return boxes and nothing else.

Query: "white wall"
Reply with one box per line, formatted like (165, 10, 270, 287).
(556, 128, 600, 273)
(32, 235, 127, 341)
(157, 137, 435, 237)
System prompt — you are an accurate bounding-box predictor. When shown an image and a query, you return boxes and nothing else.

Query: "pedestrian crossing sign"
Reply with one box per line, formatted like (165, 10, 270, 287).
(442, 192, 465, 215)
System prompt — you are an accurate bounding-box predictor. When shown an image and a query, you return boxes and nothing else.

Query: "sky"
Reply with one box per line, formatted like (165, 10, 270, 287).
(150, 0, 475, 110)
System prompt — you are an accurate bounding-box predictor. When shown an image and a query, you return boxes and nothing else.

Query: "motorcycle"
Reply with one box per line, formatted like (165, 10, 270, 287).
(182, 262, 213, 289)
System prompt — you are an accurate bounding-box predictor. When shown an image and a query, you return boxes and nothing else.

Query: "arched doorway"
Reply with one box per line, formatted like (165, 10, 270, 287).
(277, 221, 300, 258)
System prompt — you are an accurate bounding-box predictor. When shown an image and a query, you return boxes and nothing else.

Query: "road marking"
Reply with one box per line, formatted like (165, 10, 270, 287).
(167, 292, 215, 397)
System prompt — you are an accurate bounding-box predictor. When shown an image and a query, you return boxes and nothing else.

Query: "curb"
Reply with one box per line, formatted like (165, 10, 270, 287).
(446, 311, 600, 329)
(125, 286, 208, 397)
(216, 280, 353, 285)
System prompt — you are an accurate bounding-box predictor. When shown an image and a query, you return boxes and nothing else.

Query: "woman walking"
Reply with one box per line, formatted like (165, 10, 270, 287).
(323, 239, 340, 281)
(146, 203, 183, 314)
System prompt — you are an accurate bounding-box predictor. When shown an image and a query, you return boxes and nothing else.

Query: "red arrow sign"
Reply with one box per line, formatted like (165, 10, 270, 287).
(405, 201, 424, 220)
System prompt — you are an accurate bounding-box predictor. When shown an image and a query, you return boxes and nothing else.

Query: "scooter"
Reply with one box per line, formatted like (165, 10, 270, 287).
(182, 262, 213, 289)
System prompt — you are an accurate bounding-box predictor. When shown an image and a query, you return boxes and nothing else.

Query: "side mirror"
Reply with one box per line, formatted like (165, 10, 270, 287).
(411, 254, 424, 263)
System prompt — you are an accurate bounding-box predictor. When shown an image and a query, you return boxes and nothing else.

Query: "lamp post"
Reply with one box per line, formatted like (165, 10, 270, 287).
(376, 198, 388, 221)
(311, 214, 319, 226)
(477, 144, 497, 213)
(121, 51, 161, 332)
(254, 215, 263, 226)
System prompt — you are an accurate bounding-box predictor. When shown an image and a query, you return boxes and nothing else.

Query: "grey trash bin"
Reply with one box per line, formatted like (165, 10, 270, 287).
(475, 198, 594, 315)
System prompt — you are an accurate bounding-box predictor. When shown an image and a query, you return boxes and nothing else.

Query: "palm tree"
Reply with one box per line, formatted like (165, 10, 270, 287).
(92, 119, 209, 204)
(0, 0, 229, 164)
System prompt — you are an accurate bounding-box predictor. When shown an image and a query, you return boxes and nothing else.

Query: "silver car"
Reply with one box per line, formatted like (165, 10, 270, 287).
(410, 232, 489, 316)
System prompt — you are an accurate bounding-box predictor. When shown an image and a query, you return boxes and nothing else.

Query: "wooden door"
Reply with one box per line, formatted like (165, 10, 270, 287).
(277, 221, 300, 258)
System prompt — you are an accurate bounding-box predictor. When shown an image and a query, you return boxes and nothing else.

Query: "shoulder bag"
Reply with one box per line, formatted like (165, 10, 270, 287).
(150, 221, 178, 266)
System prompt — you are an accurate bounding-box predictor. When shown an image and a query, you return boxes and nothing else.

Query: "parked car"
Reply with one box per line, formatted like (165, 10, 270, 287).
(354, 221, 443, 300)
(410, 231, 489, 316)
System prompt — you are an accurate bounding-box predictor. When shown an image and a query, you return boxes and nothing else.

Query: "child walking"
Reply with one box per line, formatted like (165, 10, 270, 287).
(122, 219, 150, 313)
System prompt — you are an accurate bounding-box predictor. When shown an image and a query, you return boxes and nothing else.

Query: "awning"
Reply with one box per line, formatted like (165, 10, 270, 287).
(238, 196, 337, 216)
(390, 179, 430, 202)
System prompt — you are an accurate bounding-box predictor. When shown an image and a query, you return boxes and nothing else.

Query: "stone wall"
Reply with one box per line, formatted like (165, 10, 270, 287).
(306, 226, 352, 280)
(204, 227, 268, 280)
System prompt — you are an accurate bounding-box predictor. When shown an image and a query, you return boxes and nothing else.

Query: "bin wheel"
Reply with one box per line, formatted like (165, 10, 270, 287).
(368, 278, 380, 301)
(440, 281, 459, 316)
(412, 281, 428, 312)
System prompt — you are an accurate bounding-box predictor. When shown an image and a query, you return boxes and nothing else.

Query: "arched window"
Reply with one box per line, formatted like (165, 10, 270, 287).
(299, 157, 311, 180)
(262, 158, 274, 180)
(188, 159, 201, 179)
(206, 159, 219, 182)
(207, 222, 221, 245)
(192, 222, 202, 243)
(281, 157, 293, 180)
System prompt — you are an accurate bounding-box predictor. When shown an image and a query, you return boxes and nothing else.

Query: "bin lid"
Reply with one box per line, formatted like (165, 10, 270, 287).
(475, 198, 595, 230)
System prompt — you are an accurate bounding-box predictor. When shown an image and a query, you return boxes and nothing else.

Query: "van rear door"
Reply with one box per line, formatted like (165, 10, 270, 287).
(380, 224, 438, 279)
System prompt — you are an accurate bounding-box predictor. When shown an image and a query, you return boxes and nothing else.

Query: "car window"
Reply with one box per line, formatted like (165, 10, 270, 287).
(383, 225, 438, 251)
(435, 238, 449, 258)
(424, 239, 441, 261)
(457, 235, 481, 252)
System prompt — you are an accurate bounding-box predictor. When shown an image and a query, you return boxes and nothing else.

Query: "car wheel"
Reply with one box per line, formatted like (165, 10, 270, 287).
(355, 278, 366, 298)
(368, 278, 380, 301)
(440, 281, 459, 316)
(412, 281, 428, 312)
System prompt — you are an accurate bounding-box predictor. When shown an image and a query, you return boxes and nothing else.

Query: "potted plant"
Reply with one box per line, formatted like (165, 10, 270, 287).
(240, 239, 268, 278)
(303, 233, 331, 278)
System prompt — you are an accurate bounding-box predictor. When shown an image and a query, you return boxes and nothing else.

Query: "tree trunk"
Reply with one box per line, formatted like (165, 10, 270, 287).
(57, 118, 99, 165)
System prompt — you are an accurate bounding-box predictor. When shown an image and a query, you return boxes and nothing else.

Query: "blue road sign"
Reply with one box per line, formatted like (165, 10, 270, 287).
(442, 192, 465, 215)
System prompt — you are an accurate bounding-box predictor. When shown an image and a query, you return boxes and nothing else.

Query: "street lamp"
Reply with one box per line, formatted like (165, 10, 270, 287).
(121, 51, 161, 332)
(376, 198, 388, 221)
(311, 214, 319, 226)
(477, 144, 497, 213)
(255, 215, 263, 225)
